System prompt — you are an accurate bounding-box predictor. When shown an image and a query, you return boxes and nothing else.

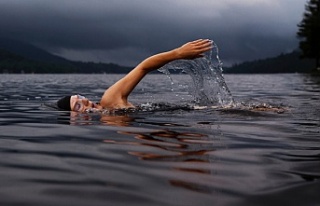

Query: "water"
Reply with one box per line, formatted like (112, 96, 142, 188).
(159, 41, 234, 107)
(0, 73, 320, 206)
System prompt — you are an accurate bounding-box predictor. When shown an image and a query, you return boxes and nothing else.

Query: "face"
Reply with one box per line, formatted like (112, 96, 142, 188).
(70, 95, 99, 112)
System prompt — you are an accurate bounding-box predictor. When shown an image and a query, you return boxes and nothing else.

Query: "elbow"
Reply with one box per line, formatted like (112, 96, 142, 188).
(136, 62, 156, 73)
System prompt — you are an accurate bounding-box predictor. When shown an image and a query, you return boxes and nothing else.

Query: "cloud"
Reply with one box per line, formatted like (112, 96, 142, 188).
(0, 0, 306, 66)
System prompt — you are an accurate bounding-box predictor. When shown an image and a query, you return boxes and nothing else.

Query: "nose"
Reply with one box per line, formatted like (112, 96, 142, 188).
(82, 99, 90, 106)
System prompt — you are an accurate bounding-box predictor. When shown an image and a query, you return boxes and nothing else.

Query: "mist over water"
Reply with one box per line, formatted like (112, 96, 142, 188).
(159, 41, 234, 107)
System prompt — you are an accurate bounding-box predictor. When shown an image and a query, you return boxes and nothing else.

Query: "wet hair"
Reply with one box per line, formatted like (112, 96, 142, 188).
(56, 96, 71, 111)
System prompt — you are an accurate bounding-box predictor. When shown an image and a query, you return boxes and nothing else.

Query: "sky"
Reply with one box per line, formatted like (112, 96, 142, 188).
(0, 0, 307, 66)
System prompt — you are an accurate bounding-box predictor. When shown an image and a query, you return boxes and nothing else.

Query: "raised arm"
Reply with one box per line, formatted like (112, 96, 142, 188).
(100, 39, 213, 109)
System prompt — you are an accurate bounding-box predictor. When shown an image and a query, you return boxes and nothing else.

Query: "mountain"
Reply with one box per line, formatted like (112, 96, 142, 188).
(0, 49, 77, 73)
(0, 38, 73, 64)
(224, 51, 315, 73)
(0, 39, 132, 73)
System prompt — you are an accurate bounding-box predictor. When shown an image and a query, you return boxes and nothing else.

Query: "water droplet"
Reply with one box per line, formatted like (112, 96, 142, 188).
(158, 40, 234, 107)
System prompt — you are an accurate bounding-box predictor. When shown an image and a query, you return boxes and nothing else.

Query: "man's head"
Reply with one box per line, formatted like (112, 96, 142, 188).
(57, 95, 99, 112)
(57, 96, 71, 111)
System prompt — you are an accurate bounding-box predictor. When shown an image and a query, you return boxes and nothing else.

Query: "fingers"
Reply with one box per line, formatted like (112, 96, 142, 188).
(191, 39, 206, 44)
(192, 39, 213, 50)
(193, 39, 213, 54)
(191, 39, 212, 46)
(177, 39, 213, 59)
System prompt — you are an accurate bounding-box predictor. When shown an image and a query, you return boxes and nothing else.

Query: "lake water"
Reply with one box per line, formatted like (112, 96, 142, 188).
(0, 73, 319, 206)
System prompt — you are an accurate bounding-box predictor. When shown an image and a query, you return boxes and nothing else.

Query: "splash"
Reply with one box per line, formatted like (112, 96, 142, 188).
(158, 41, 234, 107)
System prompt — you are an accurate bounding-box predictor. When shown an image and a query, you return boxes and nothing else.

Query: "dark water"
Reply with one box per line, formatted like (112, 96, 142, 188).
(0, 73, 319, 206)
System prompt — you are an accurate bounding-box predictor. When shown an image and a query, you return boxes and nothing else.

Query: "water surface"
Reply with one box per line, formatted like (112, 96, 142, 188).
(0, 73, 319, 206)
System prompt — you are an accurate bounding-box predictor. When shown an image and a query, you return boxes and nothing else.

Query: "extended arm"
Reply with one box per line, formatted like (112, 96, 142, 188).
(100, 39, 212, 109)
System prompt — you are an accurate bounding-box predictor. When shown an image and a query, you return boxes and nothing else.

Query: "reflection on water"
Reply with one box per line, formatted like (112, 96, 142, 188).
(119, 130, 211, 161)
(69, 111, 137, 127)
(0, 74, 320, 206)
(107, 129, 219, 194)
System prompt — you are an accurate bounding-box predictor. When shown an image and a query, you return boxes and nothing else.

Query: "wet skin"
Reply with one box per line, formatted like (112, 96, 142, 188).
(70, 95, 102, 112)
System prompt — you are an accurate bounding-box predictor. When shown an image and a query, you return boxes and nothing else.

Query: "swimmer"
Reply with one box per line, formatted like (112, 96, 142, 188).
(56, 39, 213, 112)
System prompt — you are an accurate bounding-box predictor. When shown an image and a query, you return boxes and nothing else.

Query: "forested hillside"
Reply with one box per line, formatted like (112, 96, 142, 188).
(225, 51, 315, 73)
(0, 39, 132, 74)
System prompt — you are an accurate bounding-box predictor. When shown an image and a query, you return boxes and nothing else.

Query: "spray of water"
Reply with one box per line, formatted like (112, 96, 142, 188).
(158, 41, 234, 107)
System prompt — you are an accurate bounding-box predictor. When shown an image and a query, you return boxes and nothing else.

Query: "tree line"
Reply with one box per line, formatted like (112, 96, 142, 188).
(297, 0, 320, 71)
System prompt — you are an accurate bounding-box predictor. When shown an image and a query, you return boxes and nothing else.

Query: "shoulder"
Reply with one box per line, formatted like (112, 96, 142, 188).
(100, 95, 134, 109)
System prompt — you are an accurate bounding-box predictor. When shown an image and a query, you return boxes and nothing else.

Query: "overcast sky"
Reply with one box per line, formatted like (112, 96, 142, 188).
(0, 0, 307, 66)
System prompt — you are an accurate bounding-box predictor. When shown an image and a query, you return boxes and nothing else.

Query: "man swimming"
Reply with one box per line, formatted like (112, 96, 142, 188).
(56, 39, 213, 112)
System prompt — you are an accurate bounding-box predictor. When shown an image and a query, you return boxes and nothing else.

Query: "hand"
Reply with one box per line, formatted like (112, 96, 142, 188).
(175, 39, 213, 59)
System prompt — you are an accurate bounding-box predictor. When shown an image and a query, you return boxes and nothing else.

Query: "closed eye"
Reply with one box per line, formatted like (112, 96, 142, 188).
(74, 103, 82, 111)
